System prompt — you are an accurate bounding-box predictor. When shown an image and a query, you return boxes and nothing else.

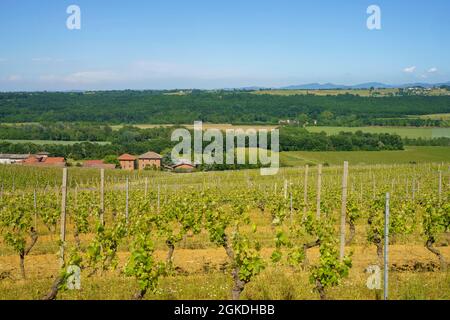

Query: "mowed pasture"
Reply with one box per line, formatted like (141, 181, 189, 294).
(280, 146, 450, 167)
(306, 126, 450, 139)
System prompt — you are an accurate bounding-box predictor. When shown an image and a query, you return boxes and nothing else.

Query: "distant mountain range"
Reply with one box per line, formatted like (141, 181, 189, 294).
(239, 81, 450, 91)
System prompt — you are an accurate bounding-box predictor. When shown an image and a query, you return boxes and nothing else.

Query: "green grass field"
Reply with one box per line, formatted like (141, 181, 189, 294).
(306, 126, 450, 139)
(412, 113, 450, 120)
(253, 89, 395, 97)
(280, 146, 450, 166)
(252, 88, 450, 97)
(0, 139, 111, 145)
(109, 123, 450, 139)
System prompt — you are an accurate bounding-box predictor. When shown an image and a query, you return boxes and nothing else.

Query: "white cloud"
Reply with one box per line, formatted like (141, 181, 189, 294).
(9, 60, 251, 89)
(7, 75, 22, 81)
(39, 71, 119, 84)
(64, 71, 119, 83)
(32, 57, 52, 62)
(403, 66, 416, 73)
(427, 67, 438, 73)
(131, 60, 245, 80)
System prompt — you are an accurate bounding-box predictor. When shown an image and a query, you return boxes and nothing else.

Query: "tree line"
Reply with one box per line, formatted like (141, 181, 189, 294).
(0, 125, 406, 164)
(0, 91, 449, 126)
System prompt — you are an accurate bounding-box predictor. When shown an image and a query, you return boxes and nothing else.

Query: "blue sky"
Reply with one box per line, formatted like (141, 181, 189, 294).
(0, 0, 449, 91)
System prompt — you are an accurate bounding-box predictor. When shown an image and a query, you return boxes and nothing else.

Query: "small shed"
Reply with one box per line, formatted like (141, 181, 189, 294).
(36, 152, 50, 160)
(172, 159, 195, 172)
(118, 154, 136, 170)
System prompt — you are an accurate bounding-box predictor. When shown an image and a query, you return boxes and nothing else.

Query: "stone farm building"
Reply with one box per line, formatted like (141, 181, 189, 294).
(118, 151, 162, 171)
(118, 154, 136, 171)
(138, 151, 162, 170)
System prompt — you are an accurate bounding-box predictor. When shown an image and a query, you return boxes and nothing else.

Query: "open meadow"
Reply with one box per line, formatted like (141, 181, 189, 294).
(108, 123, 450, 139)
(306, 126, 450, 139)
(252, 88, 450, 97)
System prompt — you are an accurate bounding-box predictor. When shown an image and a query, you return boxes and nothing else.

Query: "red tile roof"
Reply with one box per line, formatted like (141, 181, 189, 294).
(43, 157, 65, 164)
(118, 153, 136, 161)
(173, 162, 195, 169)
(139, 151, 162, 159)
(24, 155, 40, 163)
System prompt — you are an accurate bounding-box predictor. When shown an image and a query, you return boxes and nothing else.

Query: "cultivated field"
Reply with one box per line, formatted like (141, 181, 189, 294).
(252, 88, 450, 97)
(413, 113, 450, 120)
(306, 126, 450, 139)
(0, 162, 448, 300)
(280, 147, 450, 167)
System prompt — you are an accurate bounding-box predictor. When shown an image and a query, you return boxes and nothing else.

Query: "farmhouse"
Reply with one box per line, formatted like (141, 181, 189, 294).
(118, 153, 136, 170)
(138, 151, 162, 170)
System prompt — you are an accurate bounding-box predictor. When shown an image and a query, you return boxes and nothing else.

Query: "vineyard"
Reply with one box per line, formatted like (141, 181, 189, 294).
(0, 163, 449, 300)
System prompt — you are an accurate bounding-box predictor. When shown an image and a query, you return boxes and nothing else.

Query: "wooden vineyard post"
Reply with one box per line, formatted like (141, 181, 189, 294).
(157, 184, 160, 214)
(59, 168, 68, 268)
(372, 174, 375, 199)
(359, 181, 363, 204)
(125, 177, 129, 223)
(316, 164, 322, 219)
(438, 171, 442, 203)
(384, 192, 390, 301)
(100, 169, 105, 225)
(405, 178, 409, 199)
(33, 189, 37, 230)
(145, 177, 148, 198)
(284, 179, 288, 199)
(290, 192, 293, 223)
(303, 165, 309, 215)
(339, 161, 349, 261)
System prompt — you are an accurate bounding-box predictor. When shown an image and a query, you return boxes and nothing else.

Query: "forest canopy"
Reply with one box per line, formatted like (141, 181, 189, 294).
(0, 91, 449, 126)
